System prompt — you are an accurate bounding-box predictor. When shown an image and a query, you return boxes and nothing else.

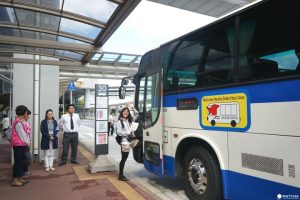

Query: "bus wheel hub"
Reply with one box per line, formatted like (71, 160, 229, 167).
(188, 158, 208, 194)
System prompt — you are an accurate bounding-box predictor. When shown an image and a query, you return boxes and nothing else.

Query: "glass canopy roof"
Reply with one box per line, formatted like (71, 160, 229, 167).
(0, 0, 142, 64)
(63, 0, 117, 23)
(91, 52, 141, 66)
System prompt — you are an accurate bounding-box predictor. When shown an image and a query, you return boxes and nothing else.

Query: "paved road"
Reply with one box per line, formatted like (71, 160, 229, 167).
(79, 119, 188, 200)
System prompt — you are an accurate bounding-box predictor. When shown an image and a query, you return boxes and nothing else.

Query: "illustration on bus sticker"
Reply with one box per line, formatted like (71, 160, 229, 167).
(200, 92, 250, 131)
(207, 102, 240, 127)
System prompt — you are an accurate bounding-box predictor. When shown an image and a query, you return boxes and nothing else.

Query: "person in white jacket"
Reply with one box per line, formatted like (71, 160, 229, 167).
(1, 114, 10, 137)
(116, 107, 138, 181)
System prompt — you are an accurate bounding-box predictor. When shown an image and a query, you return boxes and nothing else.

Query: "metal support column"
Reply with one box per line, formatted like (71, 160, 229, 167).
(33, 55, 40, 160)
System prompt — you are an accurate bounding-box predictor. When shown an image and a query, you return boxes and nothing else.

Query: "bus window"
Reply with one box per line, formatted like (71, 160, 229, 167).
(145, 73, 160, 127)
(166, 41, 203, 90)
(165, 19, 235, 92)
(199, 46, 234, 87)
(196, 21, 235, 87)
(138, 77, 145, 112)
(260, 50, 299, 73)
(238, 5, 300, 81)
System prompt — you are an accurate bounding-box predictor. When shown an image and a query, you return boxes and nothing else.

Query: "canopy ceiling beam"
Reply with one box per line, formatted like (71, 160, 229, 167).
(0, 51, 80, 62)
(0, 56, 139, 72)
(89, 60, 139, 67)
(60, 66, 137, 73)
(0, 56, 81, 66)
(0, 23, 93, 44)
(0, 35, 98, 52)
(59, 72, 128, 79)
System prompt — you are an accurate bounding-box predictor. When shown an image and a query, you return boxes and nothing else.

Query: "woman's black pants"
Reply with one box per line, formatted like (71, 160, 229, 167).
(119, 151, 129, 176)
(13, 146, 26, 178)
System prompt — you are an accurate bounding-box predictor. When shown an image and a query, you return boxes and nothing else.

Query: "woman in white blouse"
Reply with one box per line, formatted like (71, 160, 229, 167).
(116, 107, 138, 181)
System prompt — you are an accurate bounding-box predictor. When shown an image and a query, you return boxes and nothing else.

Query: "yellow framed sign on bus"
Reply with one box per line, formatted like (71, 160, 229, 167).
(200, 91, 251, 132)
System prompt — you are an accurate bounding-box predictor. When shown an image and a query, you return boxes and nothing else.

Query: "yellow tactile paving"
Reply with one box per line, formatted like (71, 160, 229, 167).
(108, 176, 146, 200)
(77, 145, 96, 162)
(76, 146, 145, 200)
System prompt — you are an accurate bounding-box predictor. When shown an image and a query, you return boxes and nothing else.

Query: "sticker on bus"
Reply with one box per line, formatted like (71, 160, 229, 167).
(200, 92, 250, 132)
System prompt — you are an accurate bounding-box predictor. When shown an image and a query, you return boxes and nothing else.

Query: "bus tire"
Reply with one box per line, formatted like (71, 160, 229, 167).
(211, 120, 216, 126)
(231, 120, 236, 127)
(183, 146, 223, 200)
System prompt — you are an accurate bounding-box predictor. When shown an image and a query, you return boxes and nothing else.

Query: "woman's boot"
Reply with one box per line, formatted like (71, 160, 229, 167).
(118, 173, 129, 181)
(118, 162, 129, 181)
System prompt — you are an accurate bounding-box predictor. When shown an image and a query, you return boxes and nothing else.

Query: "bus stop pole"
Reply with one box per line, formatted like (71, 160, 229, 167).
(70, 90, 73, 104)
(62, 92, 65, 113)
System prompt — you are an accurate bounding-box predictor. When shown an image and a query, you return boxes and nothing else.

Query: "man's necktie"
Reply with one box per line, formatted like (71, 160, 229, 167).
(70, 114, 74, 130)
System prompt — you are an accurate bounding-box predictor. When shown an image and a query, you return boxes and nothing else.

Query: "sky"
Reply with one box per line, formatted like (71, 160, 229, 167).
(102, 0, 215, 55)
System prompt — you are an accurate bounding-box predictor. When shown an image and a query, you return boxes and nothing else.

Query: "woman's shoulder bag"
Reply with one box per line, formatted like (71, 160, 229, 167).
(115, 135, 122, 145)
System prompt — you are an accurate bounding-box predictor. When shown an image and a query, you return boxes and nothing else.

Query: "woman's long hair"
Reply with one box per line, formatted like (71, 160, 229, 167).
(45, 109, 55, 121)
(118, 107, 133, 129)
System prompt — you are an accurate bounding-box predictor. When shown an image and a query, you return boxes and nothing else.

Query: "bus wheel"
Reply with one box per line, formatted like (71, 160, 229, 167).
(231, 120, 236, 127)
(184, 147, 223, 200)
(211, 120, 216, 126)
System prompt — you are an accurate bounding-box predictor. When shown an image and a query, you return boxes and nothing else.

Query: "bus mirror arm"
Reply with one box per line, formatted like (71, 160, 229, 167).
(121, 79, 129, 86)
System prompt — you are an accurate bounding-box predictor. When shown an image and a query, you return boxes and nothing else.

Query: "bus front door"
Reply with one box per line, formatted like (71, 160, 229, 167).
(142, 72, 164, 177)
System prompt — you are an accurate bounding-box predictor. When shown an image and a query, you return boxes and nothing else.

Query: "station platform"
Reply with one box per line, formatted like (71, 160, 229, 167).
(0, 137, 155, 200)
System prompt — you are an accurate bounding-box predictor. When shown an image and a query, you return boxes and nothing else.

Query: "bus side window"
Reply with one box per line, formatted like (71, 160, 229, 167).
(238, 7, 300, 81)
(196, 21, 235, 87)
(166, 40, 202, 91)
(244, 49, 299, 81)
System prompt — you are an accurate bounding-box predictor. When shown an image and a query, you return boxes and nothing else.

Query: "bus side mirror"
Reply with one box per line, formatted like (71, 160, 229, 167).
(119, 86, 126, 99)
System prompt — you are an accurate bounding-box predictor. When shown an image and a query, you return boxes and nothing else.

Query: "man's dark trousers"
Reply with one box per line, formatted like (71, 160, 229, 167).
(61, 132, 78, 163)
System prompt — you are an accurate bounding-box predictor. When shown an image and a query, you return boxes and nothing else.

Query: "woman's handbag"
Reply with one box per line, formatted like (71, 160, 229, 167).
(115, 135, 122, 145)
(24, 149, 32, 166)
(126, 135, 132, 142)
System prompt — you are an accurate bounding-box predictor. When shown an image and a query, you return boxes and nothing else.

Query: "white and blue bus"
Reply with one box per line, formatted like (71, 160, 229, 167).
(119, 0, 300, 199)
